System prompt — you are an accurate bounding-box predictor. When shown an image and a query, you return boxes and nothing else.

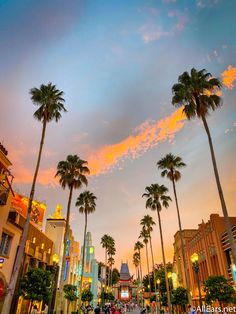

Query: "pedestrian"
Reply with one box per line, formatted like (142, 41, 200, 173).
(31, 305, 38, 314)
(94, 304, 101, 314)
(42, 303, 48, 314)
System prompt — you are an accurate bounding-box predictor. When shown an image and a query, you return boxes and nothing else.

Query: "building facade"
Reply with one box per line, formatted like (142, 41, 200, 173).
(0, 144, 18, 313)
(113, 263, 136, 302)
(173, 214, 236, 304)
(78, 232, 98, 306)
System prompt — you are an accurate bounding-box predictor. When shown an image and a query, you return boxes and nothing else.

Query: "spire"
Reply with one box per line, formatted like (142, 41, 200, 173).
(50, 204, 64, 219)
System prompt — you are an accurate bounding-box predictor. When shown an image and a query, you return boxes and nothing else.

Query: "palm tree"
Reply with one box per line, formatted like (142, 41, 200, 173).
(172, 68, 236, 265)
(101, 234, 111, 286)
(142, 184, 172, 313)
(107, 241, 116, 287)
(140, 215, 157, 304)
(133, 252, 140, 281)
(76, 190, 97, 311)
(2, 83, 66, 313)
(157, 153, 191, 303)
(108, 256, 115, 287)
(139, 227, 151, 293)
(134, 241, 144, 282)
(55, 155, 89, 312)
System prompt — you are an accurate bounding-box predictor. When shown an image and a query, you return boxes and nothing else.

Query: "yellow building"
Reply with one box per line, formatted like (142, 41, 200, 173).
(0, 144, 20, 313)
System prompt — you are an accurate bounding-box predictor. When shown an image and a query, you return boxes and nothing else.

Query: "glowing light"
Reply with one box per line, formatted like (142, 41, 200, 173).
(191, 252, 199, 263)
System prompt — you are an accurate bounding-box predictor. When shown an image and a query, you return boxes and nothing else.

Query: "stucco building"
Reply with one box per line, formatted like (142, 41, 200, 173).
(78, 232, 98, 306)
(173, 213, 236, 304)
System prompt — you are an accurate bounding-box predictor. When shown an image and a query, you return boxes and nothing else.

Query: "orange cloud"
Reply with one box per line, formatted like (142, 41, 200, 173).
(13, 166, 58, 186)
(88, 108, 186, 175)
(222, 65, 236, 89)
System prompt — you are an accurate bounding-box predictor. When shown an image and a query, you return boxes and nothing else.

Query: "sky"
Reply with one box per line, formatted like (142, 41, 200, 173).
(0, 0, 236, 276)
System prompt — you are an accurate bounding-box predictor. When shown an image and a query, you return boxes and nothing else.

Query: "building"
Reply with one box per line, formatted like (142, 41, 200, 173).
(173, 229, 197, 287)
(45, 206, 81, 313)
(78, 232, 98, 306)
(113, 263, 136, 302)
(173, 214, 236, 304)
(8, 193, 54, 314)
(45, 205, 66, 285)
(0, 144, 18, 313)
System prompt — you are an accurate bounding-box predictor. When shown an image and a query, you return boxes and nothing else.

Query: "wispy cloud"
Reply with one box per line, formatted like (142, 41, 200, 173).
(87, 108, 186, 175)
(222, 65, 236, 89)
(139, 24, 172, 43)
(139, 9, 188, 43)
(196, 0, 219, 9)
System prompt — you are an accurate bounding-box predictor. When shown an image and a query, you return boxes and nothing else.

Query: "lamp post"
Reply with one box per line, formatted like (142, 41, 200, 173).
(102, 283, 105, 308)
(191, 253, 202, 309)
(49, 254, 59, 314)
(156, 279, 161, 314)
(167, 272, 173, 314)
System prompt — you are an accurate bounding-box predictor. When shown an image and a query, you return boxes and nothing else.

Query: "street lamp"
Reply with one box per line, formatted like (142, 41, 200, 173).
(102, 283, 105, 307)
(156, 279, 161, 314)
(50, 254, 60, 314)
(167, 273, 173, 314)
(191, 253, 202, 308)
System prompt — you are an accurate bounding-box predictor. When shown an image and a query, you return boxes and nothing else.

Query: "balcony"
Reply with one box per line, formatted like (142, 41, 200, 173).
(0, 163, 14, 206)
(0, 183, 9, 206)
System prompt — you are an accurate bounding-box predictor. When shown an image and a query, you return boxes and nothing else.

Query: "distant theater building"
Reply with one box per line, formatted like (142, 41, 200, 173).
(173, 213, 236, 304)
(113, 263, 136, 302)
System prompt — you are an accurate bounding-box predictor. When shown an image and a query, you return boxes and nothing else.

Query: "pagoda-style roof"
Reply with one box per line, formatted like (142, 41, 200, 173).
(120, 263, 132, 281)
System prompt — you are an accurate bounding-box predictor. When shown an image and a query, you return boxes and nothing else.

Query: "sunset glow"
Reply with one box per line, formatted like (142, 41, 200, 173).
(88, 108, 186, 175)
(222, 65, 236, 89)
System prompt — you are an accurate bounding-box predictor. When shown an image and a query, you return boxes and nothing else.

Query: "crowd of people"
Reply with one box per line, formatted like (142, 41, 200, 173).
(82, 302, 139, 314)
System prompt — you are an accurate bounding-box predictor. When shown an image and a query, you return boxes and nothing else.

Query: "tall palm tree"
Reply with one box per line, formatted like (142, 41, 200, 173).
(107, 241, 116, 287)
(172, 68, 236, 265)
(76, 190, 97, 310)
(139, 227, 151, 293)
(157, 153, 191, 303)
(133, 252, 140, 281)
(134, 241, 144, 282)
(108, 256, 115, 287)
(142, 184, 172, 313)
(101, 234, 111, 286)
(2, 83, 66, 314)
(140, 215, 157, 304)
(55, 155, 89, 312)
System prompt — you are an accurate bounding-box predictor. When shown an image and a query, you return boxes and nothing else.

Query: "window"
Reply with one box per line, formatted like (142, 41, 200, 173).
(0, 232, 13, 257)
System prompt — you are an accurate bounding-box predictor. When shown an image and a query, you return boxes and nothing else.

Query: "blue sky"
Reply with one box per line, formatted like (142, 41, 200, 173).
(0, 0, 236, 274)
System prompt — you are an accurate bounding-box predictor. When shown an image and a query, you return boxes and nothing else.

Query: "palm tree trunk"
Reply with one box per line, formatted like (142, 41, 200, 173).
(202, 115, 236, 266)
(139, 248, 143, 282)
(171, 178, 191, 304)
(105, 249, 108, 287)
(59, 184, 74, 313)
(145, 242, 151, 293)
(2, 120, 47, 314)
(149, 236, 158, 308)
(108, 259, 111, 288)
(111, 263, 113, 287)
(156, 209, 172, 313)
(78, 211, 88, 311)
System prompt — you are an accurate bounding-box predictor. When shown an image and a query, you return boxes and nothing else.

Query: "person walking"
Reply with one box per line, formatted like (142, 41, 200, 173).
(42, 304, 48, 314)
(31, 305, 38, 314)
(94, 304, 101, 314)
